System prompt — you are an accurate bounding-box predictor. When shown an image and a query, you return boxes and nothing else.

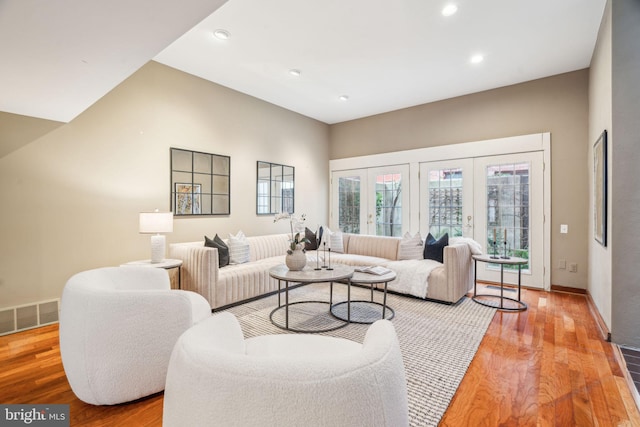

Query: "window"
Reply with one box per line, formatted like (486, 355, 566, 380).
(338, 175, 361, 233)
(428, 167, 464, 238)
(486, 162, 530, 269)
(170, 148, 230, 216)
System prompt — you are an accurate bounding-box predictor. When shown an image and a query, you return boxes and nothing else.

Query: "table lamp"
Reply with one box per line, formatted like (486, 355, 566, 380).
(139, 210, 174, 263)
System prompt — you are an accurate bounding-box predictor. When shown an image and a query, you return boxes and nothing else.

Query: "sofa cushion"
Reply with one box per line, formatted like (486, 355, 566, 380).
(424, 233, 448, 263)
(205, 234, 230, 267)
(346, 234, 400, 260)
(398, 232, 423, 260)
(329, 253, 391, 267)
(228, 231, 250, 264)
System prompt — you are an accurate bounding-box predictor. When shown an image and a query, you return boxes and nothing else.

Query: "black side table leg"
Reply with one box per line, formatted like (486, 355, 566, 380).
(474, 259, 478, 297)
(285, 280, 289, 329)
(500, 265, 504, 309)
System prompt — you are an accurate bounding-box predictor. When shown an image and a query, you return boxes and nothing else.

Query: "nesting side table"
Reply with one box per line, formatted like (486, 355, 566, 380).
(121, 259, 183, 289)
(472, 254, 527, 311)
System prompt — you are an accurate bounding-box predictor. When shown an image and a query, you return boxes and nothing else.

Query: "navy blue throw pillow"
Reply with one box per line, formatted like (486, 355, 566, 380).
(423, 233, 448, 263)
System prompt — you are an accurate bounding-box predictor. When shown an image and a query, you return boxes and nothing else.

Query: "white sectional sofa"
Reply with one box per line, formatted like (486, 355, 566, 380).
(169, 233, 475, 310)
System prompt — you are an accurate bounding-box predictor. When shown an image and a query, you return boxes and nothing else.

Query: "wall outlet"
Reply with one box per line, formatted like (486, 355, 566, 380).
(558, 259, 566, 269)
(569, 263, 578, 273)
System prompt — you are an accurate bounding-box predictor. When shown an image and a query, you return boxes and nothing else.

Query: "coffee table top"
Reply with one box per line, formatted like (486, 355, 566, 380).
(350, 270, 397, 284)
(269, 264, 353, 282)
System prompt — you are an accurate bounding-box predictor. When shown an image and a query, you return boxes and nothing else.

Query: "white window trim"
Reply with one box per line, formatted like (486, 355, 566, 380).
(329, 132, 551, 291)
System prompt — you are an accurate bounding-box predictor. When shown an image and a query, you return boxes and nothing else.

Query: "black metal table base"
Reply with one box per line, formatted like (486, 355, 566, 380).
(472, 294, 527, 311)
(270, 301, 348, 333)
(330, 300, 395, 324)
(473, 256, 528, 312)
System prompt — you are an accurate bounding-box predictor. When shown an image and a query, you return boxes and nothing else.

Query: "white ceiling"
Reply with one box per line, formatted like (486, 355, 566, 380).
(0, 0, 228, 123)
(155, 0, 607, 124)
(1, 0, 606, 125)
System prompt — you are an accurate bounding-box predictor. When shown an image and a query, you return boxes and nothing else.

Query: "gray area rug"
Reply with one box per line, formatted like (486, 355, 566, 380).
(223, 283, 496, 427)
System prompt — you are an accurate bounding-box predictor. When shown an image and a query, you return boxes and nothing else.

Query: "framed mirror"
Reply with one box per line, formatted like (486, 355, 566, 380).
(171, 148, 230, 216)
(257, 161, 294, 215)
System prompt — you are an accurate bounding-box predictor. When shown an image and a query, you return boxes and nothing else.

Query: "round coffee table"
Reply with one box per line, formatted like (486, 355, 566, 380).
(269, 264, 354, 333)
(331, 270, 396, 324)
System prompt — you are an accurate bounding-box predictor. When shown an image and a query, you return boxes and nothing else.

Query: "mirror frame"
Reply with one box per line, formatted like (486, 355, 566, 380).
(256, 161, 294, 215)
(170, 148, 230, 216)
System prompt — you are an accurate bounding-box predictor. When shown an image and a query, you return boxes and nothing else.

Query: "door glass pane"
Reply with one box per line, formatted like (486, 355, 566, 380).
(486, 162, 530, 270)
(338, 176, 360, 233)
(375, 173, 402, 237)
(428, 168, 463, 238)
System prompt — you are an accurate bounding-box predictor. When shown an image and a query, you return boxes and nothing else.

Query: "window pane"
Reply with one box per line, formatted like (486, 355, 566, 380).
(338, 176, 360, 234)
(375, 173, 402, 237)
(426, 167, 463, 238)
(486, 162, 530, 270)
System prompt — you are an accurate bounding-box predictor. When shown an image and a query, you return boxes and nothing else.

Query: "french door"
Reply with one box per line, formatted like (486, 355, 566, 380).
(419, 152, 544, 289)
(419, 159, 474, 239)
(473, 153, 544, 288)
(331, 165, 410, 236)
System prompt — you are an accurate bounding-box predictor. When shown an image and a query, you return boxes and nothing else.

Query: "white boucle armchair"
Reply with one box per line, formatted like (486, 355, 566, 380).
(162, 312, 409, 427)
(59, 266, 211, 405)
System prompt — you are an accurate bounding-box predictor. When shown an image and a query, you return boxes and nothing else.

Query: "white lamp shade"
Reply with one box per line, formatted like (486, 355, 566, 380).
(139, 212, 173, 234)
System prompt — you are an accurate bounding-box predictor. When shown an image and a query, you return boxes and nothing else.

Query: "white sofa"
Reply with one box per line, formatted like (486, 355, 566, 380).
(169, 233, 474, 310)
(59, 266, 212, 405)
(163, 312, 409, 427)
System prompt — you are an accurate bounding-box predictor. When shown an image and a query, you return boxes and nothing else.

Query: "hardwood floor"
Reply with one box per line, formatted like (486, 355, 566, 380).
(441, 287, 640, 426)
(1, 287, 639, 426)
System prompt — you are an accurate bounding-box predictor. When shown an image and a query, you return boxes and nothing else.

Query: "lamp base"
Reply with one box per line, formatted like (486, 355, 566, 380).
(150, 234, 166, 263)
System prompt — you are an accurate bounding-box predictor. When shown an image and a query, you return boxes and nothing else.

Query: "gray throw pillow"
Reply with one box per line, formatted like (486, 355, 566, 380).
(304, 226, 323, 251)
(205, 234, 230, 267)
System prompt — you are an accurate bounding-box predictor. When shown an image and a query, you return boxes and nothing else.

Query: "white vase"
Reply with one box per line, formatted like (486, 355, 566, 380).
(285, 247, 307, 271)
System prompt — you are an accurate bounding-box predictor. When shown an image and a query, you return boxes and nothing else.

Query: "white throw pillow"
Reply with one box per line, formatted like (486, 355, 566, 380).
(324, 227, 344, 253)
(398, 231, 423, 260)
(228, 231, 250, 264)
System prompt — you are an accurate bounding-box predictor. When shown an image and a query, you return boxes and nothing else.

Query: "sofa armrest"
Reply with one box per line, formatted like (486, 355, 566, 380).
(442, 243, 474, 303)
(168, 243, 219, 307)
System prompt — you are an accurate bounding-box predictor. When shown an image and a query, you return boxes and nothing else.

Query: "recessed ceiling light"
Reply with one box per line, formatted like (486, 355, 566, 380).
(442, 4, 458, 17)
(213, 29, 230, 40)
(289, 69, 301, 77)
(339, 95, 349, 101)
(470, 54, 484, 64)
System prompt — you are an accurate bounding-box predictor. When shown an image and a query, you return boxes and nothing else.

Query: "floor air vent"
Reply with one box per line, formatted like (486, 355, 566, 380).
(0, 299, 60, 336)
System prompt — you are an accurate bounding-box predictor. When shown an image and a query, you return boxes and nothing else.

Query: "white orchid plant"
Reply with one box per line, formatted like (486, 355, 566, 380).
(274, 212, 310, 254)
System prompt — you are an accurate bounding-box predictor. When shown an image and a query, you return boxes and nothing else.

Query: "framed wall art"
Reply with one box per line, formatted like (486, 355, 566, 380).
(593, 130, 607, 246)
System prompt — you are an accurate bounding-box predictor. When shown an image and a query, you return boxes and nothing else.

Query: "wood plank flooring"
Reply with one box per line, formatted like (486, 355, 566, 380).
(1, 287, 639, 426)
(440, 287, 640, 426)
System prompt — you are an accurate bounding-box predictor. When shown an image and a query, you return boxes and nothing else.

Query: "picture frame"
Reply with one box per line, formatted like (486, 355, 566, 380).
(175, 183, 201, 215)
(593, 130, 607, 246)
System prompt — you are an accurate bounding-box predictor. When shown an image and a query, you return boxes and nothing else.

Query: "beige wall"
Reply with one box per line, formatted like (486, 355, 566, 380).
(0, 61, 330, 309)
(330, 70, 590, 289)
(588, 0, 612, 329)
